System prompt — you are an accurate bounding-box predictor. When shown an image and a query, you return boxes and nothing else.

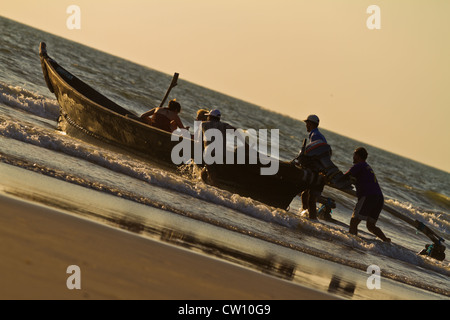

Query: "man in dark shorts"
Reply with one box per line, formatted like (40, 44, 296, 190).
(345, 147, 391, 242)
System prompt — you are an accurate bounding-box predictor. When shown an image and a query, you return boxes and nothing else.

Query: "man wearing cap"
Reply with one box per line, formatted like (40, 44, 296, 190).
(199, 109, 236, 142)
(300, 114, 328, 220)
(196, 109, 236, 183)
(304, 114, 327, 144)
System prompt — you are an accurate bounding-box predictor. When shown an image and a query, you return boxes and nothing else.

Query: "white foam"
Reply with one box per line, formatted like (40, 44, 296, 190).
(385, 198, 450, 239)
(0, 81, 59, 120)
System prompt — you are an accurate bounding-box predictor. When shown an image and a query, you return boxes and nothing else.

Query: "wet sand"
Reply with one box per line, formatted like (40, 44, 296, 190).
(0, 194, 337, 300)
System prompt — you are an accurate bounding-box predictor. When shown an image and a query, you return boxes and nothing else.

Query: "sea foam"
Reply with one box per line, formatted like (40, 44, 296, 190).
(0, 81, 59, 120)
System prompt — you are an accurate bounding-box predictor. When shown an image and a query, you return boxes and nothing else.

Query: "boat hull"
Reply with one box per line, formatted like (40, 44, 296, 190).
(39, 42, 314, 209)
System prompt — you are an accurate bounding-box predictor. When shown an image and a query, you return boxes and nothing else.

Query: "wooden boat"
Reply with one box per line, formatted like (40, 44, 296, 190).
(39, 42, 320, 209)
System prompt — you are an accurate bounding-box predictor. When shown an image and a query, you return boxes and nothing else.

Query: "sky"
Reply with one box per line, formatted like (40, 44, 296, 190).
(2, 0, 450, 173)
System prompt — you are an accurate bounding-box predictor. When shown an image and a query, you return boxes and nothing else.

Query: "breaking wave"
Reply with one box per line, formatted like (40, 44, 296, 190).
(0, 81, 59, 120)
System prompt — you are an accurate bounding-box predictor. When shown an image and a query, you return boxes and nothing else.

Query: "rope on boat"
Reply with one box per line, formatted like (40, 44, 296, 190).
(63, 113, 108, 143)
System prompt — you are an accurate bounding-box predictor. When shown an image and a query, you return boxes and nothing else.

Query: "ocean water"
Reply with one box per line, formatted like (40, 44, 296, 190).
(0, 16, 449, 299)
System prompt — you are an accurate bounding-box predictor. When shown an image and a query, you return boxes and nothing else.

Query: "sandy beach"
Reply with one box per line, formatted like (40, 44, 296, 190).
(0, 193, 337, 300)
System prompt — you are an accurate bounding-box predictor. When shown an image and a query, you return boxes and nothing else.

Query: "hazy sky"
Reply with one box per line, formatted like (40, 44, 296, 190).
(2, 0, 449, 172)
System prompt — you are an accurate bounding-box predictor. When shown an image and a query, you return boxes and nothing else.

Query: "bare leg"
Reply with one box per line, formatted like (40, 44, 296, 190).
(301, 191, 309, 210)
(301, 190, 318, 219)
(349, 217, 361, 235)
(367, 221, 391, 242)
(307, 195, 318, 219)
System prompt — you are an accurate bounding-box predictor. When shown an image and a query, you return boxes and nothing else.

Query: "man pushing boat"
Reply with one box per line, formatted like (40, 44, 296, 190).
(293, 115, 328, 219)
(344, 147, 391, 242)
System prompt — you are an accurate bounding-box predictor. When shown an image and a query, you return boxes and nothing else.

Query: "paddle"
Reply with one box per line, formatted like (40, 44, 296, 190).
(159, 73, 179, 108)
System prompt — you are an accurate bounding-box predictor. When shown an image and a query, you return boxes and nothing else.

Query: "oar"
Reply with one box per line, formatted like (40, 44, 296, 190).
(159, 72, 179, 108)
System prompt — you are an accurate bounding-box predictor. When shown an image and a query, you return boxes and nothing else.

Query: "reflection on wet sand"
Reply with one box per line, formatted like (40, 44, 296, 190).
(2, 187, 355, 299)
(115, 217, 356, 298)
(328, 275, 356, 298)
